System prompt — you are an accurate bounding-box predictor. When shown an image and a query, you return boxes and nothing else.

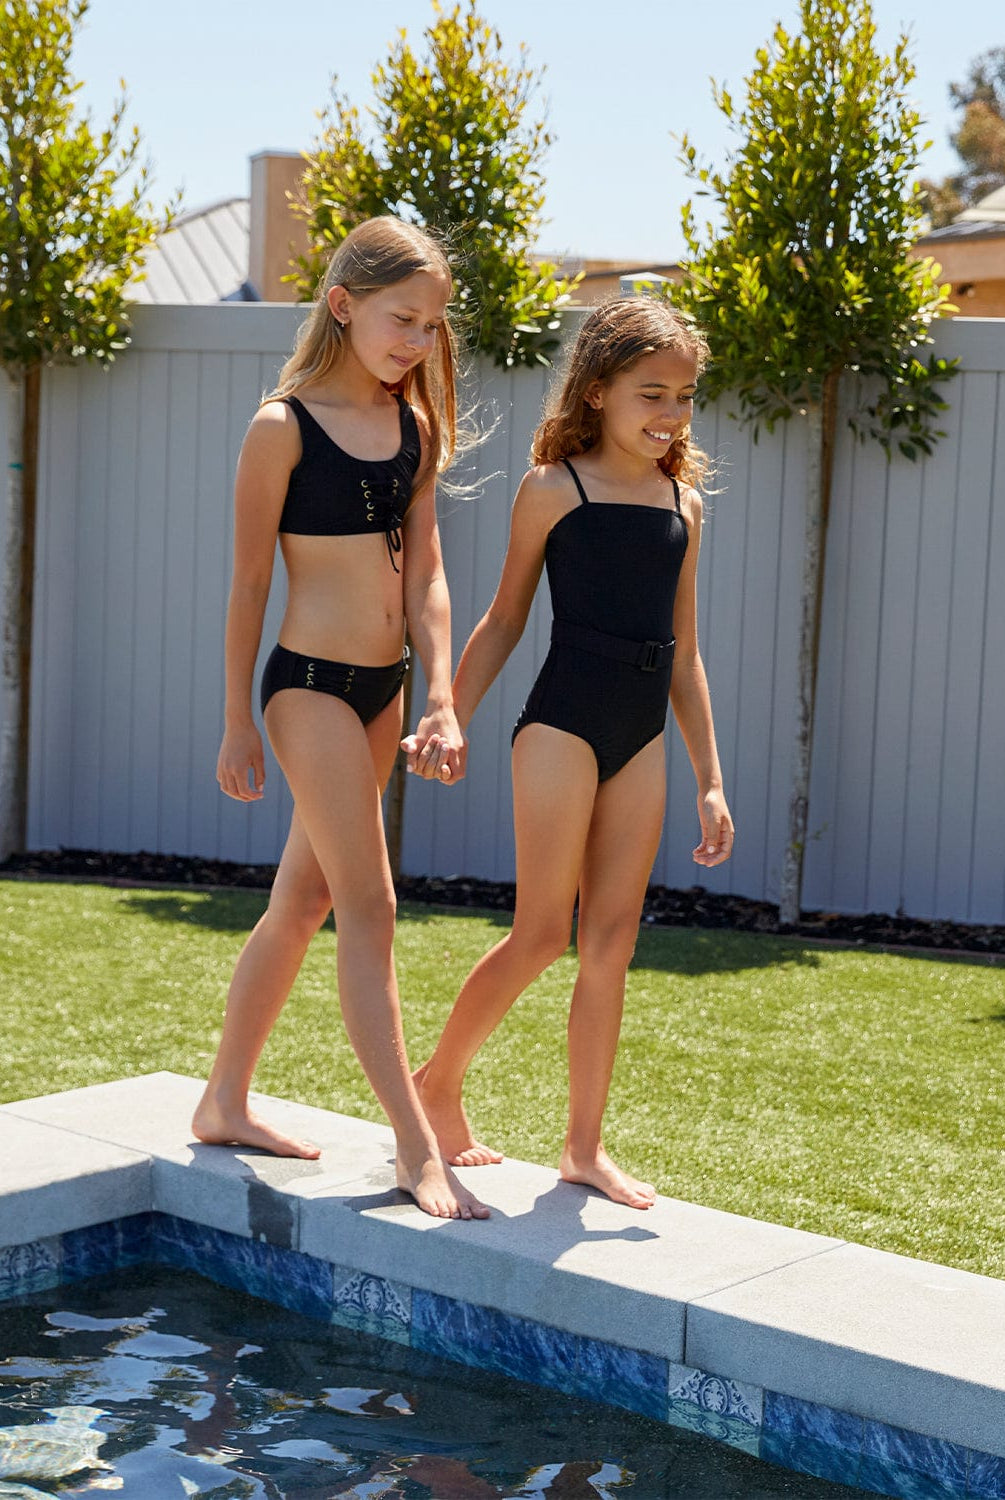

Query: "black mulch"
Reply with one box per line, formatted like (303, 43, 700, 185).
(3, 847, 1001, 959)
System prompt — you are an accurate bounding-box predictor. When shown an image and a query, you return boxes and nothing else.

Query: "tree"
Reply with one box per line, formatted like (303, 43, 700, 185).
(1, 0, 174, 858)
(920, 48, 1005, 227)
(292, 0, 579, 368)
(674, 0, 956, 925)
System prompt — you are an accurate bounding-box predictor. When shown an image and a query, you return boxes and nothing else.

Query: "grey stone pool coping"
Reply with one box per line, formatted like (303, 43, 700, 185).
(1, 1071, 1003, 1476)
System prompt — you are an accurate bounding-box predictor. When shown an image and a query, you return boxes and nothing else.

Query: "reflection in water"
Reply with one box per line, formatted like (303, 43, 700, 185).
(0, 1267, 859, 1498)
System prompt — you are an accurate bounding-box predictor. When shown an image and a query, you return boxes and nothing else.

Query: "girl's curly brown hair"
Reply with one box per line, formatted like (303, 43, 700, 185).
(532, 297, 711, 489)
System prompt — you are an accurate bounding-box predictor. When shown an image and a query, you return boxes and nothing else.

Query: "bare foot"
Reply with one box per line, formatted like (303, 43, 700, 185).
(395, 1147, 490, 1219)
(192, 1095, 321, 1160)
(559, 1145, 657, 1210)
(413, 1063, 504, 1166)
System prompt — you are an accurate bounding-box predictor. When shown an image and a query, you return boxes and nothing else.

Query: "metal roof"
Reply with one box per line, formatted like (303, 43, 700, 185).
(130, 197, 255, 304)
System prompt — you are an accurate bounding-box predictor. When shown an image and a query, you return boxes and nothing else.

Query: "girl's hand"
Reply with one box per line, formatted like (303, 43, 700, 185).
(217, 725, 265, 802)
(693, 789, 734, 867)
(401, 709, 467, 785)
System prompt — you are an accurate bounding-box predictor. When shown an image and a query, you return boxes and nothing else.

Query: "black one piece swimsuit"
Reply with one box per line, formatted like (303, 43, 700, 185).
(260, 393, 421, 724)
(512, 458, 689, 781)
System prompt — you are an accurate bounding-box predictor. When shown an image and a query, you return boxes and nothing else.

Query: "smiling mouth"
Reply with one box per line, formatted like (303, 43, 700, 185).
(644, 429, 674, 442)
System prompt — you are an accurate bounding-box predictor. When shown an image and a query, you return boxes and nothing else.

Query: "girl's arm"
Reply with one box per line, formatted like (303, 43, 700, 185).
(216, 404, 296, 802)
(670, 488, 735, 867)
(401, 418, 466, 781)
(451, 465, 559, 728)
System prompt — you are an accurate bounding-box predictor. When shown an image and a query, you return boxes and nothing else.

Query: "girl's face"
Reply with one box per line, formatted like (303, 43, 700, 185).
(588, 347, 699, 463)
(328, 270, 450, 384)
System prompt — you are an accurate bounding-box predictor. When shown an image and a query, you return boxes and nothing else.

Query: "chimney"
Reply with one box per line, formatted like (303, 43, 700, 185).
(248, 151, 312, 302)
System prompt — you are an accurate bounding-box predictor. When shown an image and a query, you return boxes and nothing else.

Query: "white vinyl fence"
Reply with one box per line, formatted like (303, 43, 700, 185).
(2, 307, 1002, 924)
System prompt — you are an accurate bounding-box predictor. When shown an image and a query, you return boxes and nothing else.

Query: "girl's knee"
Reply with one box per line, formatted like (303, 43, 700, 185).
(267, 884, 331, 942)
(513, 918, 574, 971)
(578, 914, 640, 974)
(333, 883, 397, 942)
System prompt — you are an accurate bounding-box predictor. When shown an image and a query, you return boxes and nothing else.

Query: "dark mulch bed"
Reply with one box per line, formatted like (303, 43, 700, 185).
(2, 847, 1001, 959)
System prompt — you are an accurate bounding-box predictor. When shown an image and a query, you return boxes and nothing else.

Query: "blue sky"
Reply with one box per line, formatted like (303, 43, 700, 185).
(71, 0, 996, 261)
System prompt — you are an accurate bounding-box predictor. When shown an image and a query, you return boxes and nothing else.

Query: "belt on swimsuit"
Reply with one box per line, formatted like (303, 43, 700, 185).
(551, 620, 675, 672)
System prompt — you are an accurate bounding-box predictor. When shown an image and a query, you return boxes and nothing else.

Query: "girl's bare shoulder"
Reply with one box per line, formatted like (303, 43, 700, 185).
(240, 397, 302, 466)
(514, 461, 580, 526)
(677, 482, 704, 532)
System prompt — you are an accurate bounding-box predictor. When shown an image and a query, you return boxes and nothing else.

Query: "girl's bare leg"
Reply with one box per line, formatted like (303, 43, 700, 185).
(193, 691, 400, 1161)
(417, 726, 598, 1165)
(263, 689, 487, 1220)
(560, 735, 667, 1209)
(192, 811, 331, 1157)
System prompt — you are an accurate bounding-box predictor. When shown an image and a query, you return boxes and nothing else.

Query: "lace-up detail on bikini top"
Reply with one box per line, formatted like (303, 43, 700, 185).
(278, 393, 421, 572)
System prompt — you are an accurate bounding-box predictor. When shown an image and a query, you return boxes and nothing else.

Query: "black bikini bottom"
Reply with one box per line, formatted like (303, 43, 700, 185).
(260, 643, 408, 726)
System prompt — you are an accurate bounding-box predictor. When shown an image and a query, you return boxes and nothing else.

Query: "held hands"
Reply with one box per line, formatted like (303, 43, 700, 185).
(400, 706, 467, 786)
(217, 724, 265, 802)
(693, 788, 734, 868)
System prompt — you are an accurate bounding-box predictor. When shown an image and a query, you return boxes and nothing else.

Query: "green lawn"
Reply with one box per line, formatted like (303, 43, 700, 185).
(3, 877, 1003, 1279)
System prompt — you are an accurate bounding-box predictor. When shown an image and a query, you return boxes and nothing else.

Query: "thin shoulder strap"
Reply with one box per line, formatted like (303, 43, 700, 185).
(562, 457, 591, 505)
(671, 476, 681, 513)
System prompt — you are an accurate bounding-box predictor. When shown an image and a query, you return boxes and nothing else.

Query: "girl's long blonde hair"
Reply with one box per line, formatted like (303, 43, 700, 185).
(267, 217, 460, 487)
(532, 297, 712, 489)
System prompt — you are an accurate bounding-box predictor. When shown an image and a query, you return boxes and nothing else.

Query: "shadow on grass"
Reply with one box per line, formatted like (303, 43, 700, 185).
(117, 892, 513, 938)
(120, 891, 822, 974)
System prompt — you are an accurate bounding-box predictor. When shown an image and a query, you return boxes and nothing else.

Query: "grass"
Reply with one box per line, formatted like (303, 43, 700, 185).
(3, 876, 1003, 1280)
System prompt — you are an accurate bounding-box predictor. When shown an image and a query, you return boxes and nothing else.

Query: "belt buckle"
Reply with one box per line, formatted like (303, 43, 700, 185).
(639, 640, 661, 672)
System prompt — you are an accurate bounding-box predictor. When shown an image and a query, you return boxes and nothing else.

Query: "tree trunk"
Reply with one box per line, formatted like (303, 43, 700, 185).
(384, 634, 414, 882)
(778, 373, 839, 926)
(0, 365, 40, 861)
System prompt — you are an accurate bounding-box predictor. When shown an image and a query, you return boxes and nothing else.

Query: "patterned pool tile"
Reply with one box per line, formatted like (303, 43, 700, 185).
(665, 1362, 762, 1452)
(0, 1236, 61, 1300)
(332, 1269, 411, 1345)
(492, 1306, 581, 1389)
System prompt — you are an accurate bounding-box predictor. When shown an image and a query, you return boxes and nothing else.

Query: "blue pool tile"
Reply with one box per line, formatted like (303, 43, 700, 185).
(332, 1269, 411, 1346)
(411, 1290, 497, 1373)
(858, 1454, 967, 1499)
(252, 1243, 333, 1322)
(492, 1306, 580, 1389)
(0, 1237, 60, 1300)
(761, 1431, 862, 1488)
(154, 1214, 332, 1322)
(864, 1420, 969, 1490)
(969, 1451, 1005, 1499)
(764, 1389, 863, 1451)
(572, 1335, 667, 1420)
(62, 1214, 154, 1282)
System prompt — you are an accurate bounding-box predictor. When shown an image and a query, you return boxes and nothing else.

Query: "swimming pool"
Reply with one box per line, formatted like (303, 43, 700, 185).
(0, 1265, 866, 1497)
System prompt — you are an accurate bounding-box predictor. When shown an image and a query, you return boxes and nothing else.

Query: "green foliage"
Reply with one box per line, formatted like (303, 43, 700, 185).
(920, 47, 1005, 226)
(675, 0, 956, 455)
(0, 0, 175, 371)
(291, 0, 579, 368)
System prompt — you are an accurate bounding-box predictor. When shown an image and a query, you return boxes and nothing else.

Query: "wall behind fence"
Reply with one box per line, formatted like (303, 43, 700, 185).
(9, 308, 1004, 925)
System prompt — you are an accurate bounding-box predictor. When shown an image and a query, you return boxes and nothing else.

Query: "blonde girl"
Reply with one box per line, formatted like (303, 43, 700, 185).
(415, 297, 734, 1209)
(193, 216, 487, 1221)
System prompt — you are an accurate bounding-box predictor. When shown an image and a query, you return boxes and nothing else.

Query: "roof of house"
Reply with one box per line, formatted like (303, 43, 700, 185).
(919, 183, 1005, 247)
(130, 198, 256, 304)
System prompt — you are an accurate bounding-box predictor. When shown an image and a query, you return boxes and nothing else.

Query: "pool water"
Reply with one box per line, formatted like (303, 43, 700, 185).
(0, 1267, 866, 1498)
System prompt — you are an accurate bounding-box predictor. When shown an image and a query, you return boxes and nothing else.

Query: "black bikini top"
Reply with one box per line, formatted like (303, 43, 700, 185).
(278, 393, 422, 571)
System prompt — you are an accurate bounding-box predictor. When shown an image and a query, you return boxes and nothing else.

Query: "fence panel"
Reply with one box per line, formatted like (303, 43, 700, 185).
(5, 309, 1002, 924)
